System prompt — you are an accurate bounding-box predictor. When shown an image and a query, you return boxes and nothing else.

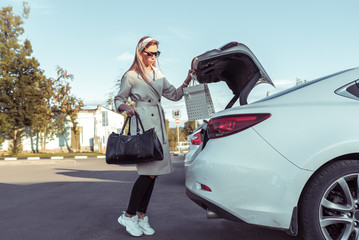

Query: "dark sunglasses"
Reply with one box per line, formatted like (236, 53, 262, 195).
(143, 51, 161, 57)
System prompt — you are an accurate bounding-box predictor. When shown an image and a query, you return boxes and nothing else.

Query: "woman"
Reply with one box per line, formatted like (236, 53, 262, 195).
(114, 36, 193, 237)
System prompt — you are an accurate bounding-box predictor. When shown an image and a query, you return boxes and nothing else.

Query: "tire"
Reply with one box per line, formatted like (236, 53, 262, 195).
(299, 160, 359, 240)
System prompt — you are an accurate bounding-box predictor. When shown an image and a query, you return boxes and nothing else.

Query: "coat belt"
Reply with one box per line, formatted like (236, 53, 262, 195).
(136, 101, 166, 144)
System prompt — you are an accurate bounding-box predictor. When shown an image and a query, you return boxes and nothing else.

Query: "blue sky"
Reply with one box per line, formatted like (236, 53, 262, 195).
(2, 0, 359, 127)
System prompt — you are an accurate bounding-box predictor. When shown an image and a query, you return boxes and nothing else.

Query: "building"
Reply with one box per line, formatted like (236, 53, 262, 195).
(0, 105, 124, 153)
(77, 105, 124, 152)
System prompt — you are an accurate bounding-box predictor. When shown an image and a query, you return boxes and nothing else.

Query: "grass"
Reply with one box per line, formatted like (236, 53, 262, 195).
(0, 152, 105, 159)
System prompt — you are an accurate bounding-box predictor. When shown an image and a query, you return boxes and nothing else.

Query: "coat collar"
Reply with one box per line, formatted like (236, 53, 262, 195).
(136, 66, 164, 81)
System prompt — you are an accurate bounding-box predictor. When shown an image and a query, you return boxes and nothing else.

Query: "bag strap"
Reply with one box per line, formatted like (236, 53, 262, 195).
(120, 116, 131, 135)
(127, 116, 131, 135)
(134, 112, 145, 134)
(119, 113, 146, 136)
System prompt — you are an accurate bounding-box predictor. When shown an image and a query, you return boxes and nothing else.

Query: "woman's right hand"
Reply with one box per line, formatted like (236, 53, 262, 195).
(125, 106, 136, 117)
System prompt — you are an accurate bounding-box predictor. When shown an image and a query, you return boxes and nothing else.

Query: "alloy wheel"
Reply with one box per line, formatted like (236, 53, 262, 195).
(320, 173, 359, 239)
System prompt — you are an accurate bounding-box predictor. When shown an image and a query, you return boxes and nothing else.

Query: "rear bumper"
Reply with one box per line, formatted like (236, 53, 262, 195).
(186, 187, 298, 236)
(186, 188, 242, 222)
(185, 128, 312, 232)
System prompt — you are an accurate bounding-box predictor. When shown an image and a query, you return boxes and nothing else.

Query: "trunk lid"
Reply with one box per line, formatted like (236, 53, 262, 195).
(191, 42, 274, 108)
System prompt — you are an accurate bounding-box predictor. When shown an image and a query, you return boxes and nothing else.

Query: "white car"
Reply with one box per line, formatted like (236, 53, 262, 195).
(184, 122, 207, 164)
(176, 141, 190, 152)
(185, 42, 359, 240)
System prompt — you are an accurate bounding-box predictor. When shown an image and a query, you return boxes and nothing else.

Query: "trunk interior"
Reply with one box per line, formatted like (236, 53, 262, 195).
(195, 53, 262, 107)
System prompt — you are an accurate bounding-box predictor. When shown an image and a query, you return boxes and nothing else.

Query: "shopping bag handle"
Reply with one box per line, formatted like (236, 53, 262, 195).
(189, 73, 199, 86)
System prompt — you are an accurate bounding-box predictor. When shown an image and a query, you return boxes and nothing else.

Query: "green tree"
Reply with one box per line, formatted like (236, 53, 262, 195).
(166, 120, 188, 151)
(0, 4, 84, 154)
(106, 97, 114, 111)
(27, 67, 85, 153)
(183, 120, 200, 136)
(166, 120, 176, 151)
(0, 3, 49, 155)
(50, 67, 84, 152)
(28, 75, 57, 152)
(23, 74, 53, 153)
(0, 114, 10, 145)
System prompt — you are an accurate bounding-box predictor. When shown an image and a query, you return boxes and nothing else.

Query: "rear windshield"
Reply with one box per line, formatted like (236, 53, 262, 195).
(254, 69, 353, 103)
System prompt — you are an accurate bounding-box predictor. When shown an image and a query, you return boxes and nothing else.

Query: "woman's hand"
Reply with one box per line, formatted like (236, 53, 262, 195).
(118, 104, 137, 117)
(182, 69, 196, 88)
(125, 106, 136, 117)
(186, 69, 196, 82)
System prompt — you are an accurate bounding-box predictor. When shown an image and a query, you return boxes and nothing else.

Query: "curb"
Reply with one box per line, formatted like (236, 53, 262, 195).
(1, 155, 106, 161)
(0, 159, 76, 165)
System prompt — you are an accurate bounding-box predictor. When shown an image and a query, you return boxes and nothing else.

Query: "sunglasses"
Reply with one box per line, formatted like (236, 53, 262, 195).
(143, 51, 161, 58)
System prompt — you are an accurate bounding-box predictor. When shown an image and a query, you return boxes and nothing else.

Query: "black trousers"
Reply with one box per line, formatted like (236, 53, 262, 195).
(126, 175, 156, 215)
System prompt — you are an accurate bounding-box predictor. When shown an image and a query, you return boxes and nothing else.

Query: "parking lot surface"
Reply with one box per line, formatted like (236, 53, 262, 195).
(0, 156, 300, 240)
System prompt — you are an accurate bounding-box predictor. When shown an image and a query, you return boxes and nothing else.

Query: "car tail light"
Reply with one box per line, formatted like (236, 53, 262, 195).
(191, 131, 202, 145)
(200, 184, 212, 192)
(207, 113, 271, 139)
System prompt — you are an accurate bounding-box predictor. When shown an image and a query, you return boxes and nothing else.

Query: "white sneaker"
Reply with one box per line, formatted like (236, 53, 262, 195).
(118, 212, 143, 237)
(138, 216, 155, 235)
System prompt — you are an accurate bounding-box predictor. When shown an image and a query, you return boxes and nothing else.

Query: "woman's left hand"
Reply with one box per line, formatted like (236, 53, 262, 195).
(183, 69, 196, 87)
(186, 69, 196, 82)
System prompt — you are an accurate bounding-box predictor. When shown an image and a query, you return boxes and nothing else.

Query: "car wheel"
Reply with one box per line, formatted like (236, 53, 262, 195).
(299, 160, 359, 240)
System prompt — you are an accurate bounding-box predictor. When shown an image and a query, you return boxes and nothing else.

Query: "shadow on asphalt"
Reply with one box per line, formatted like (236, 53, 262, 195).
(0, 160, 301, 240)
(54, 168, 136, 182)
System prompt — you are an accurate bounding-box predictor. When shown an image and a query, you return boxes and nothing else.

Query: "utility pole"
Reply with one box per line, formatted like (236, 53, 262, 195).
(173, 109, 181, 152)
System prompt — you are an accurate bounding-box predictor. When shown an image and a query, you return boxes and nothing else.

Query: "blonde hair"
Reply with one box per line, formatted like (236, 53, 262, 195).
(128, 36, 159, 83)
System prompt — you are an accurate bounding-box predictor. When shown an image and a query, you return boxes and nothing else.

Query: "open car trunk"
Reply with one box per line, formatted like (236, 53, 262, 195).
(191, 42, 274, 108)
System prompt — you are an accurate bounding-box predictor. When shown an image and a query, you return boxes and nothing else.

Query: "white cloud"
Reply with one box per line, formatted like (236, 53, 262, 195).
(166, 26, 193, 40)
(32, 3, 54, 15)
(112, 33, 140, 47)
(12, 0, 55, 15)
(116, 52, 134, 62)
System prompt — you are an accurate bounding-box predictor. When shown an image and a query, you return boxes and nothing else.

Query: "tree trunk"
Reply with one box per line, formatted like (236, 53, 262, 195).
(10, 130, 23, 155)
(36, 131, 39, 153)
(63, 131, 73, 153)
(65, 140, 73, 153)
(71, 126, 81, 152)
(42, 129, 47, 151)
(29, 131, 35, 153)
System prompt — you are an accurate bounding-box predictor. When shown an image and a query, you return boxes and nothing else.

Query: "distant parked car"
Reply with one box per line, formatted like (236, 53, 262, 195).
(176, 141, 190, 152)
(185, 42, 359, 240)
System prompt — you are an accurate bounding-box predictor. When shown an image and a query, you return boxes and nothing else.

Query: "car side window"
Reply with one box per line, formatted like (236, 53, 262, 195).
(335, 80, 359, 101)
(347, 80, 359, 97)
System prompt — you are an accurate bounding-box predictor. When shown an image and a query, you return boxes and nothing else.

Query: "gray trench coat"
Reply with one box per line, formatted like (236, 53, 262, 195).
(114, 67, 184, 175)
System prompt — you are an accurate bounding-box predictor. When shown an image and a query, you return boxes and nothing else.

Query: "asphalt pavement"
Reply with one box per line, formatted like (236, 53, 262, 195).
(0, 156, 301, 240)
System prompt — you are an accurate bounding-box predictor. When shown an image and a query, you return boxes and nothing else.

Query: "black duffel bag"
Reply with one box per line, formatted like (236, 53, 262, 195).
(106, 112, 163, 164)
